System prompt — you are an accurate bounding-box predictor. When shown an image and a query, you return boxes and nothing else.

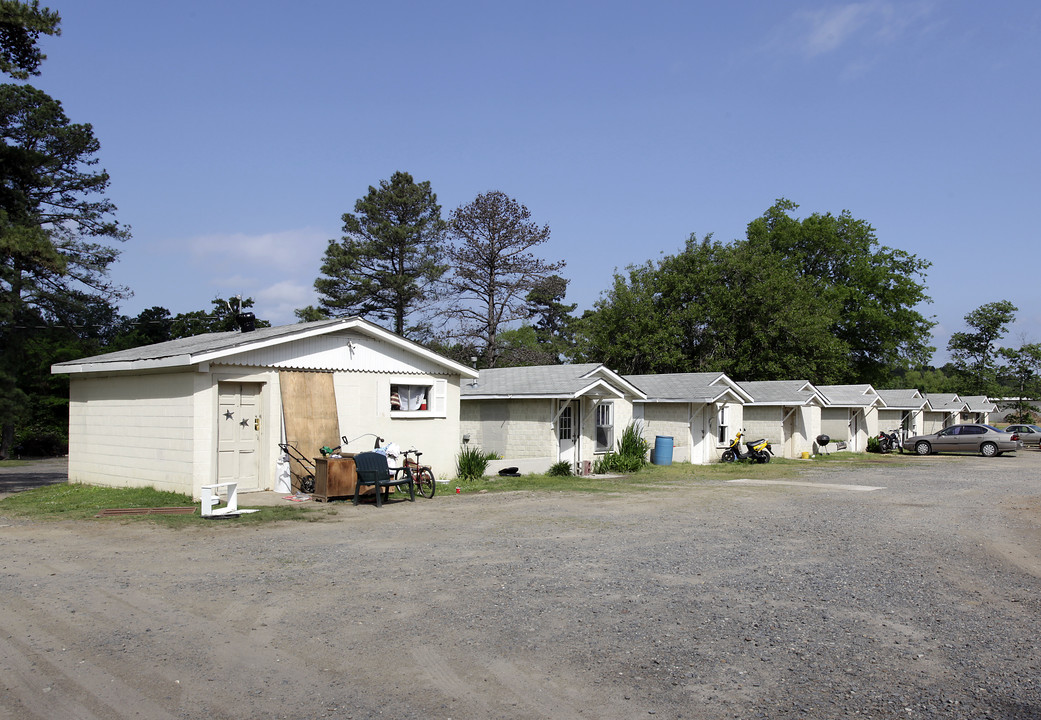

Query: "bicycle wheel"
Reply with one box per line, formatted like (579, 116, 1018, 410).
(415, 468, 436, 498)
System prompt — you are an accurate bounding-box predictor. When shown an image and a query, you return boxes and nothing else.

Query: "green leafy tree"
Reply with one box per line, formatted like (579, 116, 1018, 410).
(0, 0, 60, 79)
(311, 171, 446, 337)
(886, 365, 959, 394)
(998, 342, 1041, 422)
(947, 301, 1018, 395)
(744, 199, 934, 383)
(493, 324, 559, 367)
(575, 233, 846, 380)
(576, 202, 932, 384)
(444, 191, 564, 367)
(572, 258, 685, 374)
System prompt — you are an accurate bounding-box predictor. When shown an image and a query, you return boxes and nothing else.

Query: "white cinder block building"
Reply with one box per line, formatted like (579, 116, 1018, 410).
(51, 317, 476, 499)
(921, 394, 968, 434)
(736, 380, 826, 458)
(460, 364, 645, 474)
(816, 384, 883, 452)
(875, 388, 928, 442)
(625, 373, 752, 463)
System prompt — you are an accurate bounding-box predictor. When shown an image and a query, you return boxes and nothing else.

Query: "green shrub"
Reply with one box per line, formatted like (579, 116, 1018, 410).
(867, 437, 881, 453)
(547, 460, 573, 476)
(456, 444, 491, 482)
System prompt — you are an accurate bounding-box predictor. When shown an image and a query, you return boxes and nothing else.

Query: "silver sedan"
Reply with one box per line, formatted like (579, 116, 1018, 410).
(903, 424, 1022, 457)
(1004, 424, 1041, 447)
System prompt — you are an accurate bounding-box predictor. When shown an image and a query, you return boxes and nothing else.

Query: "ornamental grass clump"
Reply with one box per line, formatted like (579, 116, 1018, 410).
(593, 421, 650, 474)
(456, 445, 496, 482)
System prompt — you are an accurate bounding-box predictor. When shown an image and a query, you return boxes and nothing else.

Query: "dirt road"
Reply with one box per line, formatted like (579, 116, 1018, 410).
(2, 454, 1040, 719)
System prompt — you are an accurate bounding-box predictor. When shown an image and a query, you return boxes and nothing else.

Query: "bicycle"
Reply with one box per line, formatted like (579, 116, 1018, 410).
(399, 448, 436, 498)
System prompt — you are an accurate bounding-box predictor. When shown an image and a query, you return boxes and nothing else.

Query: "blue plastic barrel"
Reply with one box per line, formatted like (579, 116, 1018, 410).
(652, 435, 674, 465)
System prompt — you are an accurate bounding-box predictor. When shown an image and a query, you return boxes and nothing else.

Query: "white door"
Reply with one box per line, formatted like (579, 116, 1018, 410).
(558, 400, 577, 467)
(217, 382, 262, 490)
(783, 408, 797, 459)
(688, 403, 709, 464)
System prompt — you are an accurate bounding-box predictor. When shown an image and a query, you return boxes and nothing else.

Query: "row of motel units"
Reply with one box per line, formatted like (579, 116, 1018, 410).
(52, 319, 1000, 497)
(460, 365, 998, 473)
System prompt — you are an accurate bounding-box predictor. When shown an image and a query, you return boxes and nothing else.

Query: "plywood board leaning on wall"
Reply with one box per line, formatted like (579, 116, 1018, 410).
(280, 371, 340, 490)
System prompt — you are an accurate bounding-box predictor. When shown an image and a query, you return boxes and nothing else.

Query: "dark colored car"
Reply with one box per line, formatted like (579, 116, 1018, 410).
(902, 424, 1021, 457)
(1005, 424, 1041, 447)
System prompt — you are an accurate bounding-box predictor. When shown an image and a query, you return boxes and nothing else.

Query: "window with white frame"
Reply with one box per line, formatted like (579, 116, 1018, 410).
(558, 403, 573, 440)
(595, 402, 614, 453)
(388, 379, 447, 417)
(391, 384, 429, 411)
(717, 404, 729, 444)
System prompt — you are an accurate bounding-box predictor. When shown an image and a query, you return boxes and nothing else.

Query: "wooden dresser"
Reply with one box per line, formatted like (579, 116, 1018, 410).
(312, 455, 371, 502)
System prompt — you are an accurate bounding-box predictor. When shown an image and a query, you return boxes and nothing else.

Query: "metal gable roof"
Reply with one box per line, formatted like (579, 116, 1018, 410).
(625, 372, 752, 404)
(461, 364, 646, 399)
(739, 379, 825, 406)
(51, 317, 478, 378)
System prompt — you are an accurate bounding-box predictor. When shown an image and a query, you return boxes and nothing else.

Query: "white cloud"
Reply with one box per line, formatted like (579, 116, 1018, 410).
(183, 227, 331, 274)
(790, 1, 936, 58)
(254, 280, 318, 326)
(152, 227, 331, 325)
(802, 4, 874, 56)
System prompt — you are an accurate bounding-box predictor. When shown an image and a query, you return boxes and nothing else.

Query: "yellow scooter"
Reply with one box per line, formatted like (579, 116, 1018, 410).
(721, 430, 773, 463)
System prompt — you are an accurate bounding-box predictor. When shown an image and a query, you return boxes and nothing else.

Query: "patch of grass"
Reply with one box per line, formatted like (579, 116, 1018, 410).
(0, 483, 323, 526)
(452, 456, 812, 494)
(0, 459, 32, 469)
(448, 451, 926, 495)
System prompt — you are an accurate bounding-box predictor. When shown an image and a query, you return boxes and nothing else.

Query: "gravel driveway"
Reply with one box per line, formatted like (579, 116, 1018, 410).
(1, 453, 1040, 719)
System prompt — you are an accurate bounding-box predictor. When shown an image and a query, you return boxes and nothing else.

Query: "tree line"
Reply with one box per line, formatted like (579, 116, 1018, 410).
(2, 2, 1039, 459)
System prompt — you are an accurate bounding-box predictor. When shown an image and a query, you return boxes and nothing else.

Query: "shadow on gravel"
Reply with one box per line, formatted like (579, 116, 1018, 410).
(995, 700, 1041, 719)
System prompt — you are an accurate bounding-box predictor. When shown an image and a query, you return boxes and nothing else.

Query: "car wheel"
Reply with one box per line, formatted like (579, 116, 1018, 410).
(915, 440, 931, 456)
(980, 442, 998, 457)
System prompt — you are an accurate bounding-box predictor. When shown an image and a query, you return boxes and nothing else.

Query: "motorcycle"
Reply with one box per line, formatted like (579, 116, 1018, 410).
(876, 429, 902, 454)
(721, 430, 774, 463)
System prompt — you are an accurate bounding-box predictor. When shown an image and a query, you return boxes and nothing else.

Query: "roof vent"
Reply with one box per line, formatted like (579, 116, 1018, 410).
(235, 312, 256, 332)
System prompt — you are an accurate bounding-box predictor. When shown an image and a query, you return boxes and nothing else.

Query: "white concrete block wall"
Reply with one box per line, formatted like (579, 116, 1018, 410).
(458, 399, 555, 460)
(821, 408, 850, 442)
(864, 407, 880, 443)
(503, 400, 556, 459)
(742, 406, 783, 445)
(459, 404, 484, 449)
(877, 410, 903, 437)
(638, 404, 690, 462)
(335, 373, 462, 477)
(68, 372, 196, 494)
(793, 406, 817, 457)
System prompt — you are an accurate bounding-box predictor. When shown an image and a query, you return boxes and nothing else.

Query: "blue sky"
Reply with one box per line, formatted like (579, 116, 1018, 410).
(32, 1, 1041, 363)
